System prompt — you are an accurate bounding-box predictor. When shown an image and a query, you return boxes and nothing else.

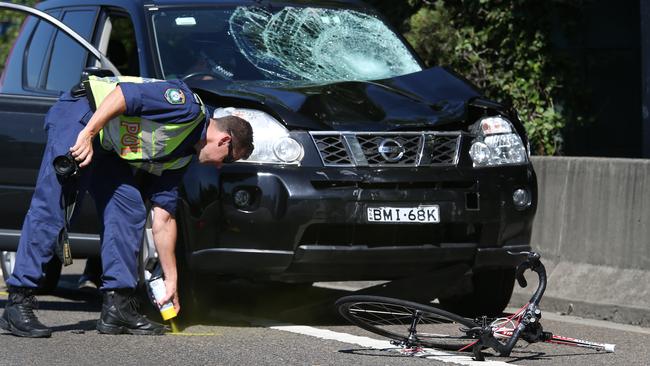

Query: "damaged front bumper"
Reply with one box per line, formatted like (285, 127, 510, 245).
(180, 159, 537, 282)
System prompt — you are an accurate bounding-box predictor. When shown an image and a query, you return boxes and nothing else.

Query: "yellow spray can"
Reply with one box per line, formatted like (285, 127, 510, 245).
(146, 258, 177, 321)
(149, 274, 177, 321)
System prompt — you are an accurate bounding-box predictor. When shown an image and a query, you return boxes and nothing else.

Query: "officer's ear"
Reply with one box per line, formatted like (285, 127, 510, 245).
(218, 133, 231, 146)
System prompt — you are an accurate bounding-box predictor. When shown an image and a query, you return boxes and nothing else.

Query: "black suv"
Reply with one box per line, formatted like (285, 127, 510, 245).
(0, 0, 536, 314)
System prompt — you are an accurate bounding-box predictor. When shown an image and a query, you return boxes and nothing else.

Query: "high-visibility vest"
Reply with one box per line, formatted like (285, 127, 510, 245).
(84, 76, 205, 175)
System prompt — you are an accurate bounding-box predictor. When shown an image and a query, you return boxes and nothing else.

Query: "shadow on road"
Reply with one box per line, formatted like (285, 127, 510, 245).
(339, 348, 421, 359)
(338, 345, 607, 364)
(50, 319, 98, 333)
(173, 264, 470, 330)
(2, 270, 464, 332)
(178, 280, 353, 328)
(1, 277, 356, 326)
(507, 349, 615, 363)
(0, 274, 102, 312)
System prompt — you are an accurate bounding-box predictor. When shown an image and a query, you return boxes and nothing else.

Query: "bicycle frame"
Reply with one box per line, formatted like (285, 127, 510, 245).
(463, 252, 615, 360)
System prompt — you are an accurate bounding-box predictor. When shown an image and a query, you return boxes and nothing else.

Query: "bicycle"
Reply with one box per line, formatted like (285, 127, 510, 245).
(336, 251, 615, 361)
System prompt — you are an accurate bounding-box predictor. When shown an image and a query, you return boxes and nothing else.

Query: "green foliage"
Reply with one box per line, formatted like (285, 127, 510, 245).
(0, 0, 37, 72)
(399, 0, 583, 155)
(364, 0, 419, 29)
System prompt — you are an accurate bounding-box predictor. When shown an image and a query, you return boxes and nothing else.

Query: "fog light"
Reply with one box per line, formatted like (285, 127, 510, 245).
(234, 189, 251, 208)
(512, 188, 531, 209)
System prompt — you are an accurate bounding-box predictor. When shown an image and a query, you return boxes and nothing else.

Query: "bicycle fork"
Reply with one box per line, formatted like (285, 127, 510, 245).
(407, 310, 423, 346)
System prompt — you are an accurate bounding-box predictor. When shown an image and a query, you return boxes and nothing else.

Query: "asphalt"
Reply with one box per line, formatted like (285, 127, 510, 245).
(0, 261, 647, 366)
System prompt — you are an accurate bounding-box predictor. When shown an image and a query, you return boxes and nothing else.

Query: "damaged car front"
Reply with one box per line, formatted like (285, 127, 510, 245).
(147, 1, 537, 314)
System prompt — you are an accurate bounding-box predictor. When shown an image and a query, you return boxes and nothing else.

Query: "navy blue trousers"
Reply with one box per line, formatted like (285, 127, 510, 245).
(8, 93, 146, 290)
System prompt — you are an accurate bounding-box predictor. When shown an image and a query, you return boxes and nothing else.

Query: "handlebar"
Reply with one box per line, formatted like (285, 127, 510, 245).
(508, 251, 547, 307)
(475, 251, 548, 358)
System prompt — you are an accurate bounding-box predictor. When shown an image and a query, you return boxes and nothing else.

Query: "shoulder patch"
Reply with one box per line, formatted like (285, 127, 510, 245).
(164, 88, 186, 105)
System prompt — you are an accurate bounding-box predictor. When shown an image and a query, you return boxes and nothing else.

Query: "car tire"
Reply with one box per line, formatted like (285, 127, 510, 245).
(438, 267, 515, 317)
(0, 251, 62, 294)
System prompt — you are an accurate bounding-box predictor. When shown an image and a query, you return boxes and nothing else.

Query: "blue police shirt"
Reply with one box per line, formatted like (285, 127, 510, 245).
(117, 79, 208, 215)
(118, 79, 207, 161)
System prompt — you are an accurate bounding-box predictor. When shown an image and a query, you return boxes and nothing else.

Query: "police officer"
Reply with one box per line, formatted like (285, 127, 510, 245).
(0, 76, 254, 337)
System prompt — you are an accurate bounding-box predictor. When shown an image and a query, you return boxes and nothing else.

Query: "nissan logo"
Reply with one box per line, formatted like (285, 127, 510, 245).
(378, 139, 405, 162)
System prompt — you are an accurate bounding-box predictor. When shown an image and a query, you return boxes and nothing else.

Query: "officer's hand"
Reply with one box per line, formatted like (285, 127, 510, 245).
(161, 278, 180, 314)
(70, 128, 94, 168)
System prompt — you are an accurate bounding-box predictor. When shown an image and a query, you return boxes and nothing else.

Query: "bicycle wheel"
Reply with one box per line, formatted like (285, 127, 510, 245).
(336, 295, 478, 350)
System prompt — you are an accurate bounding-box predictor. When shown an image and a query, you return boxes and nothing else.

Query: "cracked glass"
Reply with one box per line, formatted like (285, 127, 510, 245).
(151, 5, 421, 82)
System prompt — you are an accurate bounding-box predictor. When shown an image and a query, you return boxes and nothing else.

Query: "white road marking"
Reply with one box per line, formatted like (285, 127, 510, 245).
(270, 325, 516, 366)
(212, 309, 513, 365)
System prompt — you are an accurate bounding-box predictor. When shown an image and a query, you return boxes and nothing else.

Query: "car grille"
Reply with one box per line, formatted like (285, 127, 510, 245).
(310, 132, 461, 167)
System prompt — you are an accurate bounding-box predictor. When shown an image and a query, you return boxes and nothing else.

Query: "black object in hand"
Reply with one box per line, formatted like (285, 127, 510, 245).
(53, 152, 80, 178)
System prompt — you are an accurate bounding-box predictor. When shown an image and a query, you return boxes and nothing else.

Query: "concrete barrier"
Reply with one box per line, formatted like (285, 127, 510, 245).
(512, 156, 650, 326)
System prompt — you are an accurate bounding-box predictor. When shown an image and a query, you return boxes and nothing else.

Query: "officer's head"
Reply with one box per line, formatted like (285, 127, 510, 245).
(198, 115, 254, 167)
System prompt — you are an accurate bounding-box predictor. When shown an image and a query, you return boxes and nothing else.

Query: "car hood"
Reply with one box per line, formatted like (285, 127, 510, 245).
(189, 67, 481, 131)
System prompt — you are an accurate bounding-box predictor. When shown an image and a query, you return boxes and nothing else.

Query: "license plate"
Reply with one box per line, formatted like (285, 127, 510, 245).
(366, 205, 440, 223)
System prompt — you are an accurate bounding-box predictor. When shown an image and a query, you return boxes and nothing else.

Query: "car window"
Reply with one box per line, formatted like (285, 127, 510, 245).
(96, 11, 139, 76)
(24, 11, 60, 89)
(45, 9, 97, 92)
(104, 14, 139, 76)
(151, 6, 421, 82)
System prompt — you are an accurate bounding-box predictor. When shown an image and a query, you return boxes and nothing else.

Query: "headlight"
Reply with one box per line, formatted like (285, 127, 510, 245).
(214, 107, 304, 164)
(469, 116, 528, 167)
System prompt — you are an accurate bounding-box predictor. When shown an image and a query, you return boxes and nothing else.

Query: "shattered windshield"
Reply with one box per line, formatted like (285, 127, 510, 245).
(151, 6, 422, 82)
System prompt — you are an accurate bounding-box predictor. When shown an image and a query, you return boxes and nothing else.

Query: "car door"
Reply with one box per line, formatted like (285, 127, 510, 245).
(0, 3, 119, 251)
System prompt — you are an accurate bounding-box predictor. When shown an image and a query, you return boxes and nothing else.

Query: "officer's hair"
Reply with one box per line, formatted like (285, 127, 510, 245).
(212, 115, 254, 159)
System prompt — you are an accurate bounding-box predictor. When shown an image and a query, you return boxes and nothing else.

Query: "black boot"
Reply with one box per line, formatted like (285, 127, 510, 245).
(96, 290, 166, 335)
(0, 287, 52, 338)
